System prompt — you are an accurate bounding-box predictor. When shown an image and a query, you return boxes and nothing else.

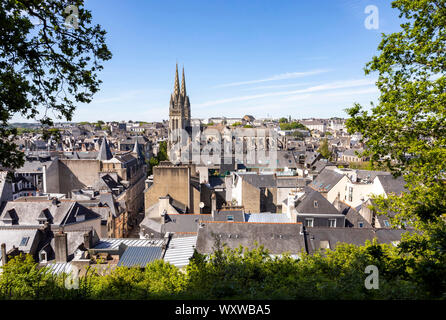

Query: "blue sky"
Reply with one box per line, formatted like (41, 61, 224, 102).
(14, 0, 404, 123)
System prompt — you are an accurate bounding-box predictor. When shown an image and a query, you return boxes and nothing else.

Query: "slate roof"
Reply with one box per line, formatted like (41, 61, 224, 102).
(295, 189, 340, 215)
(15, 160, 54, 173)
(212, 210, 245, 222)
(114, 153, 137, 164)
(375, 175, 407, 195)
(209, 176, 226, 189)
(237, 173, 277, 188)
(0, 228, 40, 263)
(305, 227, 413, 254)
(0, 199, 101, 227)
(355, 170, 391, 181)
(339, 202, 372, 228)
(97, 137, 113, 161)
(99, 193, 119, 218)
(163, 214, 209, 233)
(276, 151, 299, 168)
(309, 168, 345, 192)
(117, 246, 163, 267)
(196, 222, 306, 255)
(276, 177, 308, 188)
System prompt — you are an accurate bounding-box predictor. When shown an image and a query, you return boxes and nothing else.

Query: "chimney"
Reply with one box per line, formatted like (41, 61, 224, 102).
(159, 196, 170, 218)
(211, 193, 217, 218)
(83, 231, 92, 249)
(1, 243, 7, 265)
(42, 164, 47, 194)
(54, 231, 68, 263)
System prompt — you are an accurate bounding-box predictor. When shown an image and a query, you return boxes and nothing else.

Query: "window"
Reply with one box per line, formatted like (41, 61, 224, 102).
(39, 251, 47, 262)
(227, 215, 234, 221)
(383, 220, 391, 227)
(305, 218, 314, 227)
(20, 237, 30, 247)
(328, 219, 336, 228)
(319, 240, 330, 249)
(348, 187, 353, 202)
(313, 201, 318, 208)
(358, 222, 364, 228)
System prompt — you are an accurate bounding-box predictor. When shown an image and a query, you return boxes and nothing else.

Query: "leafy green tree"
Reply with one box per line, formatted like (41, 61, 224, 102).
(279, 122, 307, 131)
(0, 0, 112, 169)
(279, 117, 288, 123)
(318, 138, 331, 160)
(0, 254, 56, 299)
(147, 141, 168, 175)
(346, 0, 446, 295)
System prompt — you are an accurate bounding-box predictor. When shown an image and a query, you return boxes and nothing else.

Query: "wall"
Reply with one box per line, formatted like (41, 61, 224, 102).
(45, 159, 60, 193)
(297, 216, 345, 228)
(241, 180, 260, 213)
(58, 159, 101, 196)
(145, 165, 190, 218)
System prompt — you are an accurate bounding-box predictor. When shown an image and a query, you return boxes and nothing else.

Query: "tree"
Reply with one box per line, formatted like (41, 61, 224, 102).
(345, 0, 446, 295)
(279, 117, 288, 123)
(318, 138, 331, 160)
(147, 141, 168, 175)
(0, 0, 112, 169)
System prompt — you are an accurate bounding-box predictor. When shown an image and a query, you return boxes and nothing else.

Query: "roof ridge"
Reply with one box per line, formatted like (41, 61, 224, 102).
(201, 221, 301, 225)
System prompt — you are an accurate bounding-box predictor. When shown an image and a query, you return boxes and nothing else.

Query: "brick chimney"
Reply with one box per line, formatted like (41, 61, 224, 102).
(83, 231, 92, 249)
(159, 196, 170, 219)
(54, 230, 68, 263)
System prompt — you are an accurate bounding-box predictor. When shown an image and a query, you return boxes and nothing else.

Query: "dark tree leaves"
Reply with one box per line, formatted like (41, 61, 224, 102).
(0, 0, 112, 169)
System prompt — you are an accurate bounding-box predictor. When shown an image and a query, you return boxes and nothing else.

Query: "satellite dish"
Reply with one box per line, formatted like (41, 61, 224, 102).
(199, 202, 204, 208)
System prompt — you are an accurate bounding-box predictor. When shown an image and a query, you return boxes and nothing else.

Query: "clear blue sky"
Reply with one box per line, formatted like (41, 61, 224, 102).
(14, 0, 404, 123)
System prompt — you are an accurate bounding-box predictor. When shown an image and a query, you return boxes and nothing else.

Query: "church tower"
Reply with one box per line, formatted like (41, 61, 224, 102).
(168, 64, 191, 150)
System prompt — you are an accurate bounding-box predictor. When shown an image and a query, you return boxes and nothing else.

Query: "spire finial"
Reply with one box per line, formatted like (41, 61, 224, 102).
(181, 66, 186, 97)
(174, 63, 180, 96)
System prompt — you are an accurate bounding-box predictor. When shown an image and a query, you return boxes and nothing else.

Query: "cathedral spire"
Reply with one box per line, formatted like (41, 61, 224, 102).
(174, 63, 180, 96)
(181, 66, 186, 97)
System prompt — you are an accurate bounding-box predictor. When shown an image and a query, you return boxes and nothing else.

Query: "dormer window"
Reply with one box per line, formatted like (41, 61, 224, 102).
(38, 209, 53, 224)
(2, 209, 18, 225)
(39, 251, 47, 262)
(313, 201, 318, 208)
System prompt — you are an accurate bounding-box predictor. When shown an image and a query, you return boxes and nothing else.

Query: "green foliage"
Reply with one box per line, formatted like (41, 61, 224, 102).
(279, 117, 288, 123)
(318, 138, 331, 160)
(279, 122, 307, 131)
(2, 239, 441, 300)
(345, 0, 446, 296)
(0, 0, 112, 169)
(147, 141, 168, 175)
(243, 124, 253, 128)
(345, 0, 446, 227)
(231, 122, 242, 127)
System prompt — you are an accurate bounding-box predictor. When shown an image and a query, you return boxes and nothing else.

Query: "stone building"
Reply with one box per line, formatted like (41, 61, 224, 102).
(144, 161, 211, 219)
(168, 64, 191, 151)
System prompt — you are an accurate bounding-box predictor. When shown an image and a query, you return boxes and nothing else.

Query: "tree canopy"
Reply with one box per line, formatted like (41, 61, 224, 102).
(0, 0, 112, 169)
(345, 0, 446, 293)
